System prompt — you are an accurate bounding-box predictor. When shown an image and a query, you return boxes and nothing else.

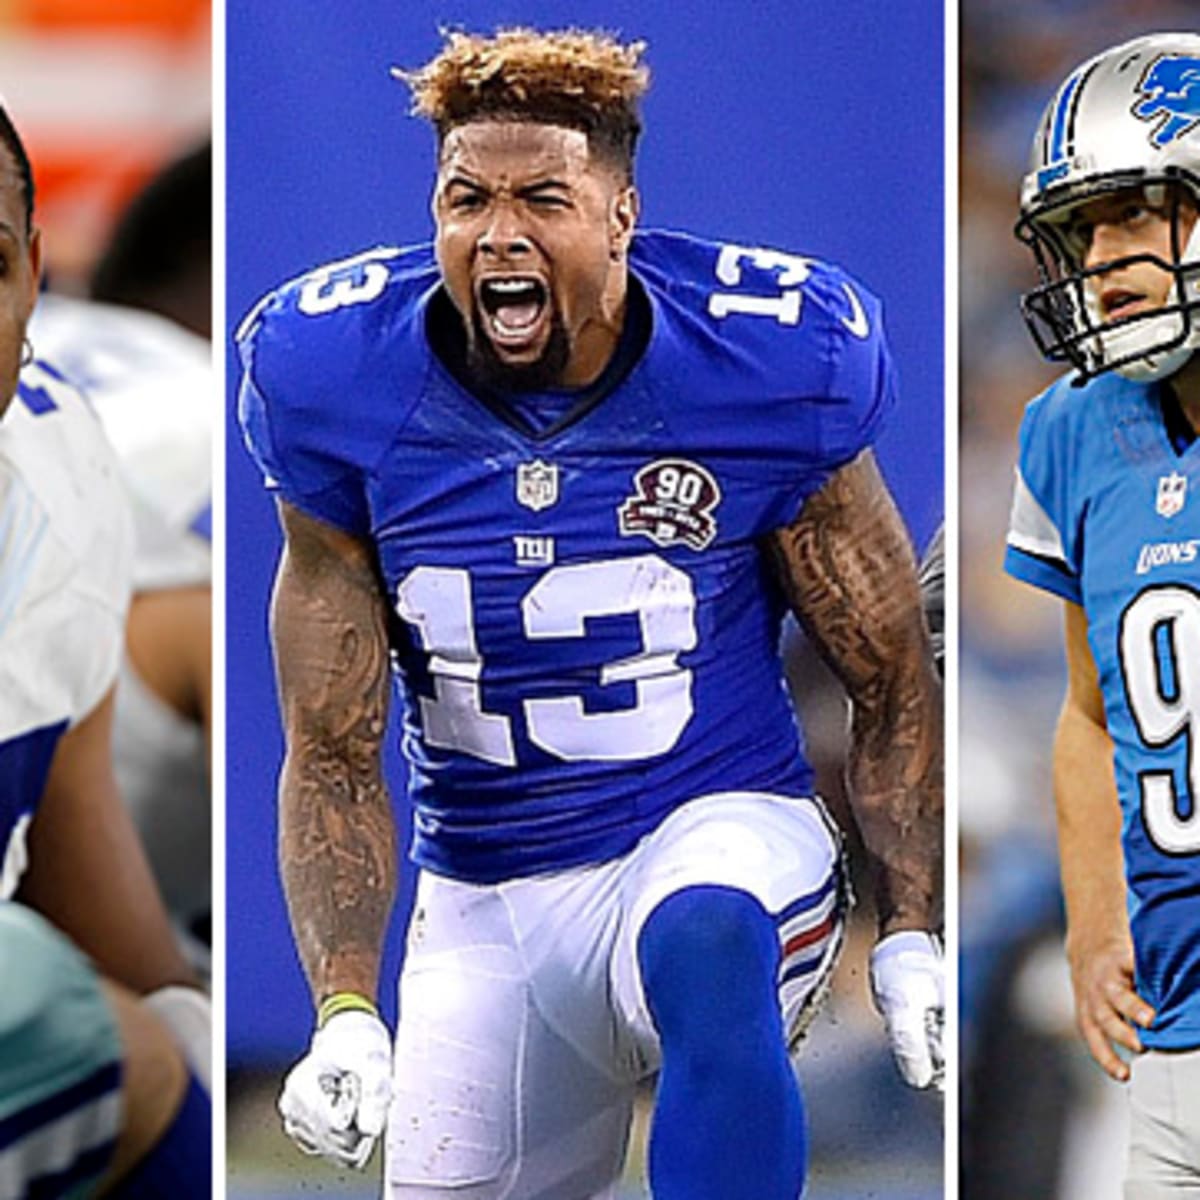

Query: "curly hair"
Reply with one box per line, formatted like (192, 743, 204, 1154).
(397, 27, 650, 176)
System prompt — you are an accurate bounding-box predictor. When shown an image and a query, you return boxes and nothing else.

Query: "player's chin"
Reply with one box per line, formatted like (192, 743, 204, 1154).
(468, 306, 569, 391)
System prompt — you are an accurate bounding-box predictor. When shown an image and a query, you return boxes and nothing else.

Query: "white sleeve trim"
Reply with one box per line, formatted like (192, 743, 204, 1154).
(1006, 467, 1068, 567)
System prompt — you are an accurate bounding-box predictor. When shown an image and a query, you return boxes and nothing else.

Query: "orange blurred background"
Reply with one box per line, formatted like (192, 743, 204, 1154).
(0, 0, 209, 287)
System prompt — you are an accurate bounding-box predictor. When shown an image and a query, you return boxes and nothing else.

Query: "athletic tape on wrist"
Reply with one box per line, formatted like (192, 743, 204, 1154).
(316, 991, 379, 1028)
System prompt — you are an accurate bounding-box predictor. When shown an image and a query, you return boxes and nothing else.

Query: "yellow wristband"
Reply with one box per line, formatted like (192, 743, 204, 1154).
(316, 991, 379, 1028)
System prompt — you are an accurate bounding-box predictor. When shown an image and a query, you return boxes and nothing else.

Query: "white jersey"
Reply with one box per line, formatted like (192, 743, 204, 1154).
(0, 362, 133, 898)
(29, 294, 211, 590)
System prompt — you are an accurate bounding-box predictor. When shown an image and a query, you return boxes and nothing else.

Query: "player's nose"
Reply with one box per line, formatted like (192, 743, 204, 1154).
(478, 204, 532, 260)
(1084, 221, 1126, 272)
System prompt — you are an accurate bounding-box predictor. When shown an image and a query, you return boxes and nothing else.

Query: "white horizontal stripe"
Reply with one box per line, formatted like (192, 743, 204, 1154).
(0, 1090, 121, 1200)
(777, 887, 839, 944)
(0, 33, 208, 137)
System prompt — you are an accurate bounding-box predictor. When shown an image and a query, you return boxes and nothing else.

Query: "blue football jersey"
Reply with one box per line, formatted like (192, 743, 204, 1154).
(1006, 371, 1200, 1049)
(239, 230, 895, 883)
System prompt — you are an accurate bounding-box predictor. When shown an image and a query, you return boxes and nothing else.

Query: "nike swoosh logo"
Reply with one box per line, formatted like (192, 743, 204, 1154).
(840, 283, 869, 339)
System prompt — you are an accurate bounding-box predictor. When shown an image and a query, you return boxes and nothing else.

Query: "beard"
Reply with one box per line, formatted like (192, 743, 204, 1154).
(466, 302, 571, 393)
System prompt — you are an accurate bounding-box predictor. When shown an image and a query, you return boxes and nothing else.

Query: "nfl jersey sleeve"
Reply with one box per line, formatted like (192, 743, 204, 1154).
(632, 232, 896, 531)
(238, 246, 433, 537)
(0, 362, 133, 898)
(1004, 377, 1083, 604)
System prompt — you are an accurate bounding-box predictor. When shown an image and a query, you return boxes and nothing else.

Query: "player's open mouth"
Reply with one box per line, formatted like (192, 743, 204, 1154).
(1100, 287, 1151, 322)
(477, 276, 549, 352)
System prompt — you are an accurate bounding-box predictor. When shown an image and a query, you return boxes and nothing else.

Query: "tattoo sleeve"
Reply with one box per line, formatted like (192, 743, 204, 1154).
(271, 501, 398, 1006)
(765, 451, 943, 935)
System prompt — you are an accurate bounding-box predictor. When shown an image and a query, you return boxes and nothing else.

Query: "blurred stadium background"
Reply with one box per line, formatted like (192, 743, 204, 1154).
(960, 1, 1198, 1196)
(0, 0, 209, 291)
(225, 2, 944, 1199)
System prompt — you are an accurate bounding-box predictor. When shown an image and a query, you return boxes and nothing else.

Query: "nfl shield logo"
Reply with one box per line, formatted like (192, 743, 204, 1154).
(516, 460, 559, 511)
(1156, 471, 1188, 518)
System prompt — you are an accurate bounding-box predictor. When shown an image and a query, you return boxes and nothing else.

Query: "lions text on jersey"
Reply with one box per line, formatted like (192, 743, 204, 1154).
(239, 231, 895, 883)
(0, 361, 132, 898)
(1006, 371, 1200, 1049)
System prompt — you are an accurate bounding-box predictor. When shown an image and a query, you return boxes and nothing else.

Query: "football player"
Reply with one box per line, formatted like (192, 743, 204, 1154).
(1005, 32, 1200, 1196)
(239, 29, 943, 1200)
(0, 102, 211, 1194)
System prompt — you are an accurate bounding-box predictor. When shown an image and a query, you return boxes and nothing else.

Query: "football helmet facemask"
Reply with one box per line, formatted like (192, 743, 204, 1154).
(1015, 33, 1200, 384)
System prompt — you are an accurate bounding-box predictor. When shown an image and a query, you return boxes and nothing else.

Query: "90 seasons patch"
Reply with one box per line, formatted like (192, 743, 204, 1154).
(618, 458, 721, 551)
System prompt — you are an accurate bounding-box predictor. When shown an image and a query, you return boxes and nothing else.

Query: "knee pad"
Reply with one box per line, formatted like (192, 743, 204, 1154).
(637, 885, 780, 1037)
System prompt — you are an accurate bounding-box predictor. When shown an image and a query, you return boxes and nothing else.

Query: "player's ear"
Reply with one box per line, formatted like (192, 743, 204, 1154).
(610, 185, 638, 260)
(22, 226, 42, 317)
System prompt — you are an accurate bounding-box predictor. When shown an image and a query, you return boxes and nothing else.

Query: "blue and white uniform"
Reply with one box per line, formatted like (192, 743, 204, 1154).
(240, 231, 892, 879)
(0, 360, 132, 1197)
(240, 230, 893, 1196)
(1006, 370, 1200, 1050)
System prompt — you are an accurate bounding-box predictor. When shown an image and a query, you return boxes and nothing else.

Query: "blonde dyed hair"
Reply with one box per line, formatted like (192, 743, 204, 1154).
(397, 28, 650, 174)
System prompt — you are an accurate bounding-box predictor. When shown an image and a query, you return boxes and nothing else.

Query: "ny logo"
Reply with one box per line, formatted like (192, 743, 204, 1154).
(514, 536, 556, 567)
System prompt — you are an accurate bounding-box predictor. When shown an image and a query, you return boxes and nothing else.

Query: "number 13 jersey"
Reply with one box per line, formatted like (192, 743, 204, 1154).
(1006, 370, 1200, 1049)
(238, 230, 895, 884)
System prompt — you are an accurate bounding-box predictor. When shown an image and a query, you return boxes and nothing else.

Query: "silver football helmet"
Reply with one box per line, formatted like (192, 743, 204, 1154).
(1016, 33, 1200, 383)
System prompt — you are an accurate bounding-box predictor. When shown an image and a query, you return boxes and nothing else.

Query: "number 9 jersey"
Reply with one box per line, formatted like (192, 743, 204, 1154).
(1006, 370, 1200, 1049)
(238, 230, 895, 884)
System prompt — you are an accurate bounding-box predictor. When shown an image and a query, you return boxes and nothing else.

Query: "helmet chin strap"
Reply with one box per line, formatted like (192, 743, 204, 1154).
(1113, 339, 1194, 383)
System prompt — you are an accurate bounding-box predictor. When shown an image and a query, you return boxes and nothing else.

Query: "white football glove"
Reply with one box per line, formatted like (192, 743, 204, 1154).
(869, 930, 944, 1092)
(278, 1010, 393, 1169)
(144, 985, 212, 1093)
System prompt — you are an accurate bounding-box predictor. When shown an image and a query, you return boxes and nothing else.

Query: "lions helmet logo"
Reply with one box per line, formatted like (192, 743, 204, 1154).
(1133, 54, 1200, 148)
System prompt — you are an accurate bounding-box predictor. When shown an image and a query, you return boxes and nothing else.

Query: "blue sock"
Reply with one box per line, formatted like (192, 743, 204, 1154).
(111, 1073, 211, 1198)
(638, 885, 806, 1200)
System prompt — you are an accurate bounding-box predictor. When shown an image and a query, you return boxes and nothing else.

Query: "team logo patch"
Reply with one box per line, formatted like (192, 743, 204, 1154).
(1156, 471, 1188, 518)
(516, 459, 559, 511)
(513, 535, 555, 567)
(618, 459, 721, 551)
(1133, 54, 1200, 148)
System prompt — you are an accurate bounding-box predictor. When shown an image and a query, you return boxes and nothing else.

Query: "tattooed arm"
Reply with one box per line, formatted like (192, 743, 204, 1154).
(765, 450, 942, 936)
(271, 500, 398, 1007)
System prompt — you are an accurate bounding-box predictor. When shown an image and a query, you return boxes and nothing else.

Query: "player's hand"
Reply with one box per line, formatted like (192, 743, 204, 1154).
(869, 930, 944, 1091)
(278, 1010, 393, 1169)
(1067, 934, 1154, 1083)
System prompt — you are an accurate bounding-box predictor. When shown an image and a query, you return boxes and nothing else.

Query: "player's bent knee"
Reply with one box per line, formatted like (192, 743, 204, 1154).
(94, 980, 189, 1192)
(638, 885, 780, 1035)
